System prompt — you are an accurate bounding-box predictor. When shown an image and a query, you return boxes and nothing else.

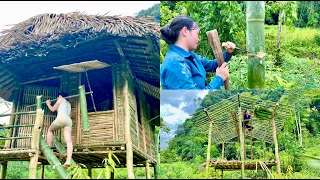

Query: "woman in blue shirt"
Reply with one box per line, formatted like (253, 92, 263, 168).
(160, 16, 236, 90)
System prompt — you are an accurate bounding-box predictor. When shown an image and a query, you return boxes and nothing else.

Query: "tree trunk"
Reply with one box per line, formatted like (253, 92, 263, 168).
(246, 1, 266, 89)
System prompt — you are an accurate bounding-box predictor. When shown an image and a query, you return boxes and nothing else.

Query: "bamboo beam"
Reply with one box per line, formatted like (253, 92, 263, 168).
(0, 136, 33, 140)
(29, 97, 44, 179)
(20, 75, 63, 85)
(26, 91, 93, 108)
(206, 29, 230, 90)
(0, 111, 36, 118)
(206, 120, 213, 178)
(0, 161, 7, 179)
(153, 127, 160, 179)
(145, 160, 151, 179)
(222, 142, 225, 160)
(79, 85, 89, 131)
(237, 94, 245, 179)
(39, 137, 68, 179)
(271, 103, 281, 176)
(53, 137, 76, 164)
(203, 109, 224, 143)
(0, 124, 35, 129)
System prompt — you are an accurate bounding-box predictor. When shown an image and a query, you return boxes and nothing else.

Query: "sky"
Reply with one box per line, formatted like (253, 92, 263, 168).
(0, 1, 159, 30)
(160, 90, 209, 149)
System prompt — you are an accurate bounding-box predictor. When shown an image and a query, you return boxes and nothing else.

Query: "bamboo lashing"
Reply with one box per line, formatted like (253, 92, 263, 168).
(25, 91, 93, 108)
(206, 29, 230, 90)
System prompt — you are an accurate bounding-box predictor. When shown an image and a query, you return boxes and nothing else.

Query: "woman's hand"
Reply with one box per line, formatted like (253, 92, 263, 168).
(46, 100, 51, 105)
(222, 42, 236, 54)
(216, 62, 229, 81)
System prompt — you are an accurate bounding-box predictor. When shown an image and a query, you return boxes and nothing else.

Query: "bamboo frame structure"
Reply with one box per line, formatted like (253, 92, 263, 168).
(190, 93, 295, 178)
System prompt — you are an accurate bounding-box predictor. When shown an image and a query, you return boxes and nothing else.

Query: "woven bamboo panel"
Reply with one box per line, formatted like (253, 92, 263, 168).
(113, 65, 125, 141)
(14, 85, 60, 149)
(127, 72, 139, 148)
(80, 111, 115, 145)
(138, 124, 144, 152)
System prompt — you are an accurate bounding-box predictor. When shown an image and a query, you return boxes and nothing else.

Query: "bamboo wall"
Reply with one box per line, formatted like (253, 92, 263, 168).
(13, 85, 60, 149)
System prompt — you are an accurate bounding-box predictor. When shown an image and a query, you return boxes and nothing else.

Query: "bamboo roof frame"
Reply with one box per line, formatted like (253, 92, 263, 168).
(191, 93, 295, 145)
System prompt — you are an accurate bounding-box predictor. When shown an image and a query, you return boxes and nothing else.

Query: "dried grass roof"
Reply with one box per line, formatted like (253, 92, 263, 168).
(0, 12, 159, 61)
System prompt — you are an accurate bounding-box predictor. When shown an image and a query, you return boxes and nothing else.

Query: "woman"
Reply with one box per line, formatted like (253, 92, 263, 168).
(46, 92, 73, 168)
(160, 16, 236, 90)
(243, 110, 253, 131)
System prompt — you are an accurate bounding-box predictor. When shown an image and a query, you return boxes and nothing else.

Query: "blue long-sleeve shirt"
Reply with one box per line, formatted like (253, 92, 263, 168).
(160, 45, 233, 90)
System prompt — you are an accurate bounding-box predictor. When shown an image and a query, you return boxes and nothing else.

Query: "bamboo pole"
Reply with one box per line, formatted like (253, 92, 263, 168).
(29, 96, 44, 179)
(206, 120, 213, 178)
(123, 68, 135, 179)
(87, 164, 92, 179)
(5, 89, 19, 148)
(271, 103, 281, 176)
(237, 94, 245, 179)
(222, 142, 225, 160)
(145, 160, 151, 179)
(41, 163, 45, 179)
(250, 115, 253, 160)
(39, 137, 68, 179)
(0, 161, 7, 179)
(0, 111, 36, 118)
(246, 1, 266, 89)
(79, 85, 89, 131)
(298, 111, 302, 146)
(154, 127, 160, 179)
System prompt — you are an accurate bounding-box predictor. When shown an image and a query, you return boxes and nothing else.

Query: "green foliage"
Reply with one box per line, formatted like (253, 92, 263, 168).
(134, 3, 160, 22)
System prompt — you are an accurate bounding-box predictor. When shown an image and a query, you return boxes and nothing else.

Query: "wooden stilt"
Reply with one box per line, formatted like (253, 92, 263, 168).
(1, 161, 8, 179)
(41, 164, 45, 179)
(221, 169, 224, 179)
(111, 171, 115, 179)
(29, 96, 44, 179)
(153, 126, 160, 179)
(221, 142, 225, 160)
(123, 64, 135, 179)
(237, 94, 245, 179)
(87, 164, 92, 179)
(272, 103, 281, 176)
(145, 160, 151, 179)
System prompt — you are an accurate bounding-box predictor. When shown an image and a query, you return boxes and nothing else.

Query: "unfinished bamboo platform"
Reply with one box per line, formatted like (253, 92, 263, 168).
(203, 160, 276, 171)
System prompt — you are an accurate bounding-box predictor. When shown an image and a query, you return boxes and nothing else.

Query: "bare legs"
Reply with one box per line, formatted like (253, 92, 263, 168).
(46, 124, 60, 146)
(46, 123, 73, 168)
(63, 127, 73, 167)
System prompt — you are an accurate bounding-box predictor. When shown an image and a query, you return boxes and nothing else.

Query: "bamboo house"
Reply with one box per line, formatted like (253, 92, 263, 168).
(0, 12, 160, 179)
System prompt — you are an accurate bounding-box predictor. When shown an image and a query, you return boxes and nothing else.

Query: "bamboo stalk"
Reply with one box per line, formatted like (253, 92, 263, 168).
(53, 136, 76, 164)
(0, 111, 36, 118)
(0, 136, 33, 140)
(79, 85, 89, 131)
(87, 164, 92, 178)
(250, 115, 253, 160)
(5, 89, 19, 148)
(0, 161, 8, 179)
(246, 1, 265, 89)
(29, 103, 44, 179)
(41, 164, 45, 179)
(0, 124, 35, 129)
(39, 137, 68, 179)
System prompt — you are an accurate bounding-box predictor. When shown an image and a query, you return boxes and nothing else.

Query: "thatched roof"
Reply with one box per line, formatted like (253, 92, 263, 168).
(0, 12, 159, 62)
(0, 12, 160, 109)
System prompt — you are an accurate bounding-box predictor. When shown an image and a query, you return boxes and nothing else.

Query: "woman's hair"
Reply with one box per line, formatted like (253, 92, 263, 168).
(160, 16, 199, 44)
(244, 110, 248, 113)
(58, 92, 68, 97)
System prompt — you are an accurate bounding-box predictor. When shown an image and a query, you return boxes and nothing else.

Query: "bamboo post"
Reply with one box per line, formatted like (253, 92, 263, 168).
(298, 111, 302, 146)
(154, 127, 160, 179)
(246, 1, 266, 89)
(41, 164, 45, 179)
(79, 85, 89, 131)
(221, 142, 225, 160)
(271, 103, 281, 176)
(111, 171, 115, 179)
(5, 89, 19, 148)
(250, 115, 253, 160)
(123, 68, 135, 179)
(237, 94, 245, 179)
(0, 161, 8, 179)
(206, 29, 230, 90)
(145, 160, 151, 179)
(206, 120, 213, 178)
(29, 96, 44, 179)
(39, 137, 68, 179)
(76, 72, 81, 144)
(87, 164, 92, 179)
